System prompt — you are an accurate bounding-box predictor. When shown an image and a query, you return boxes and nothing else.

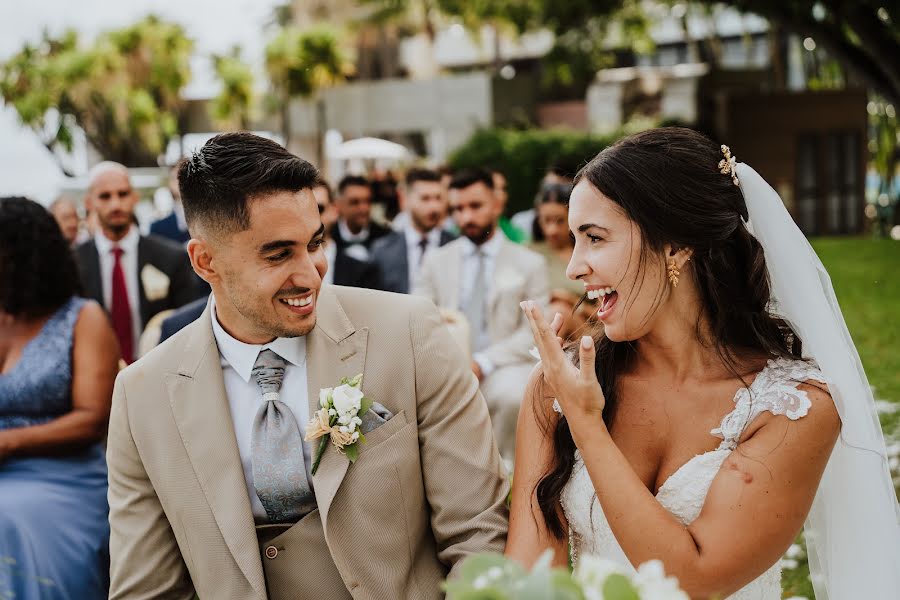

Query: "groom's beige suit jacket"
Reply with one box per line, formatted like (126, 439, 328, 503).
(107, 285, 509, 599)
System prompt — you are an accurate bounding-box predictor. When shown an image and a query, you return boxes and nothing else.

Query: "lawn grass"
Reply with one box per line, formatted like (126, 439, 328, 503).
(810, 237, 900, 435)
(781, 237, 899, 599)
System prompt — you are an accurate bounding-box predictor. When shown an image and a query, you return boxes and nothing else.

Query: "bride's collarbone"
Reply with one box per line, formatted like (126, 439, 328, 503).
(609, 377, 757, 495)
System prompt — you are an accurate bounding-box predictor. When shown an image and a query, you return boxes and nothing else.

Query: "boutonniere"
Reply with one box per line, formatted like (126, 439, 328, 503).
(140, 264, 170, 302)
(304, 374, 372, 474)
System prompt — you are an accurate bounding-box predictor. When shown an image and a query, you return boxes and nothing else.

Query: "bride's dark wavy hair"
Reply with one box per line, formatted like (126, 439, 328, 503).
(535, 127, 803, 539)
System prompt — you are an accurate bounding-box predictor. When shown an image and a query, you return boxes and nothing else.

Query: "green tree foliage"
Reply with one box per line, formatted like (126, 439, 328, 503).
(715, 0, 900, 107)
(264, 26, 350, 146)
(211, 48, 255, 131)
(0, 15, 193, 171)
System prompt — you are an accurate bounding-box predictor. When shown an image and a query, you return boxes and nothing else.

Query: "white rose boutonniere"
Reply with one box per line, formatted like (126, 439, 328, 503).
(141, 264, 171, 302)
(304, 374, 372, 474)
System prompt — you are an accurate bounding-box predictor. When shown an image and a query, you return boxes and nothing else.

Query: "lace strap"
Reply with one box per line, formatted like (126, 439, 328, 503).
(711, 357, 827, 449)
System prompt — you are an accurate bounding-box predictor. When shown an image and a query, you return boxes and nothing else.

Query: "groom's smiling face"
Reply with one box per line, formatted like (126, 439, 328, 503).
(206, 188, 328, 344)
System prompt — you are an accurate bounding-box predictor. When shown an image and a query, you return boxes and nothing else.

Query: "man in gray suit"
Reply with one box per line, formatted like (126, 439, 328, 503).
(371, 169, 456, 294)
(415, 168, 548, 461)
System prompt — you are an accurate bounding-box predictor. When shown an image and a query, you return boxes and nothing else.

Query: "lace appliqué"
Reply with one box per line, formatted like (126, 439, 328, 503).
(711, 357, 827, 450)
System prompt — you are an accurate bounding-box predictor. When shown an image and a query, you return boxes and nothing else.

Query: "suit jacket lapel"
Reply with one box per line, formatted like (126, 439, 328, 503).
(81, 241, 104, 305)
(136, 237, 150, 326)
(395, 235, 410, 293)
(306, 285, 368, 531)
(165, 307, 266, 598)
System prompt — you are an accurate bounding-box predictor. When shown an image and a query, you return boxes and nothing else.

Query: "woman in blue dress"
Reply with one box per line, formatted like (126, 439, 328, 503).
(0, 197, 120, 599)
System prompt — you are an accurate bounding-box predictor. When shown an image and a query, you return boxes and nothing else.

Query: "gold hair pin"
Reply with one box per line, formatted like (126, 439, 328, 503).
(718, 145, 740, 186)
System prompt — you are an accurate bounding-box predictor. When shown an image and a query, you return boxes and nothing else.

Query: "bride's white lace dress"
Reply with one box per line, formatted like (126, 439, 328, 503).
(560, 357, 827, 599)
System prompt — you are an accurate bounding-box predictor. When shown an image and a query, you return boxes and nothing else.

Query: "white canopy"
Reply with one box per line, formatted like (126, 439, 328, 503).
(328, 137, 410, 161)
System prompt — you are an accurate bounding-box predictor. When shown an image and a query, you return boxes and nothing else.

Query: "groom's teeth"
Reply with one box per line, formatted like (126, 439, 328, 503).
(282, 296, 313, 307)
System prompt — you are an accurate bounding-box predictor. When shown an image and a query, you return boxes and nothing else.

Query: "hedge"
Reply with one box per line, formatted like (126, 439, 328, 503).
(447, 127, 620, 215)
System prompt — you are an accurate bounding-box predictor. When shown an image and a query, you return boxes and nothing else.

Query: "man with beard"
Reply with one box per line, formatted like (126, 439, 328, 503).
(414, 167, 548, 462)
(106, 133, 508, 599)
(370, 168, 456, 294)
(75, 162, 197, 364)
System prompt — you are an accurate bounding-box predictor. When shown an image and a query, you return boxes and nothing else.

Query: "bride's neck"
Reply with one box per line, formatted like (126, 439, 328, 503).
(632, 282, 721, 383)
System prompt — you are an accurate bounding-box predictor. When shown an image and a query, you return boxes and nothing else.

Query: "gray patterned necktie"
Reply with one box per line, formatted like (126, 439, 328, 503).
(250, 349, 315, 523)
(464, 248, 488, 351)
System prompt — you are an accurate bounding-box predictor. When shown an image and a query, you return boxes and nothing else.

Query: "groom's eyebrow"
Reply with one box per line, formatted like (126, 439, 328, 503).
(258, 240, 296, 253)
(258, 225, 326, 253)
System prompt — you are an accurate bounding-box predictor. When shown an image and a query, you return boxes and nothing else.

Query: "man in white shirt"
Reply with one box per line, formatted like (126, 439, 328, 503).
(371, 168, 456, 294)
(329, 175, 391, 259)
(74, 162, 197, 363)
(415, 167, 549, 461)
(106, 133, 508, 599)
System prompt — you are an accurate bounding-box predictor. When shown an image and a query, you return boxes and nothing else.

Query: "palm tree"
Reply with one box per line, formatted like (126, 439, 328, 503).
(264, 26, 350, 149)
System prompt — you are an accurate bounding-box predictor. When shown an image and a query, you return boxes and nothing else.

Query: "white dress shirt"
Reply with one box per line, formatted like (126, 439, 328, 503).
(94, 226, 142, 349)
(210, 296, 309, 522)
(337, 219, 371, 259)
(403, 224, 442, 293)
(459, 232, 503, 376)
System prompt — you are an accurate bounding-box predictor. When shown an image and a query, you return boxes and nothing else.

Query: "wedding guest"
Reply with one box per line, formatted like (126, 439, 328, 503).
(529, 182, 596, 340)
(371, 168, 456, 294)
(150, 167, 191, 245)
(75, 162, 199, 364)
(49, 195, 81, 247)
(415, 168, 549, 461)
(511, 162, 576, 241)
(313, 178, 383, 289)
(0, 196, 119, 599)
(490, 168, 527, 243)
(329, 175, 391, 259)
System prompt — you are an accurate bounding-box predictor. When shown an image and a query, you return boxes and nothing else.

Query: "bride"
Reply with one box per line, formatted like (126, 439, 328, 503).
(506, 128, 900, 599)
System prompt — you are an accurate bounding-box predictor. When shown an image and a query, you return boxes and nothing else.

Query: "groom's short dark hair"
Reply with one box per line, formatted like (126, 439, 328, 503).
(178, 132, 319, 235)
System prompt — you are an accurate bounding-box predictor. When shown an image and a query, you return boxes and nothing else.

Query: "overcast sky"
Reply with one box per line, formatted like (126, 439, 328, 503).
(0, 0, 285, 202)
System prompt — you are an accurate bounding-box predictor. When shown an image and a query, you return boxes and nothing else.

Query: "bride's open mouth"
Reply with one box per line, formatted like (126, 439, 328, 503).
(586, 285, 618, 319)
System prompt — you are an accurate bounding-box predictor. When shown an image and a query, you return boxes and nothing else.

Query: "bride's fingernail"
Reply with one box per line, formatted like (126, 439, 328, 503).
(581, 336, 592, 349)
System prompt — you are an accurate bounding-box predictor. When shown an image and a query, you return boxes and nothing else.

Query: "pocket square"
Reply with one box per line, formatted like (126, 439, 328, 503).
(360, 402, 394, 434)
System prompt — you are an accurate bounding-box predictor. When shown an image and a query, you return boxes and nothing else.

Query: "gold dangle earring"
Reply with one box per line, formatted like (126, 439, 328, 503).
(667, 258, 680, 288)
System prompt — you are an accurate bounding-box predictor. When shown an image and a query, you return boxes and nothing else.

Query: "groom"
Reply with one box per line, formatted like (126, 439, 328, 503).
(106, 132, 509, 599)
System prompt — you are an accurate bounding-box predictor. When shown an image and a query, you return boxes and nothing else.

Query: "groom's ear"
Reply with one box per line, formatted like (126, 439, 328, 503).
(187, 237, 219, 286)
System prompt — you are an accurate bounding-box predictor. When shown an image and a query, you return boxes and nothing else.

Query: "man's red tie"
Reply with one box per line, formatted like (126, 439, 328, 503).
(110, 246, 134, 363)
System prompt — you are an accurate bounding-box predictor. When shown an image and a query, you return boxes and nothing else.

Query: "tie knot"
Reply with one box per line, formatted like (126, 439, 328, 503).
(252, 349, 286, 398)
(418, 237, 428, 250)
(111, 246, 123, 258)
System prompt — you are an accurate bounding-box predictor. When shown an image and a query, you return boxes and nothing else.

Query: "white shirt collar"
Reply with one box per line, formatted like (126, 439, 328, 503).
(95, 225, 139, 255)
(337, 219, 369, 243)
(403, 222, 441, 249)
(461, 228, 503, 258)
(209, 295, 307, 383)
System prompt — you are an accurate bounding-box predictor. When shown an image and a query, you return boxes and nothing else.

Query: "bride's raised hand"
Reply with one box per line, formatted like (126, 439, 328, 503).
(521, 300, 605, 424)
